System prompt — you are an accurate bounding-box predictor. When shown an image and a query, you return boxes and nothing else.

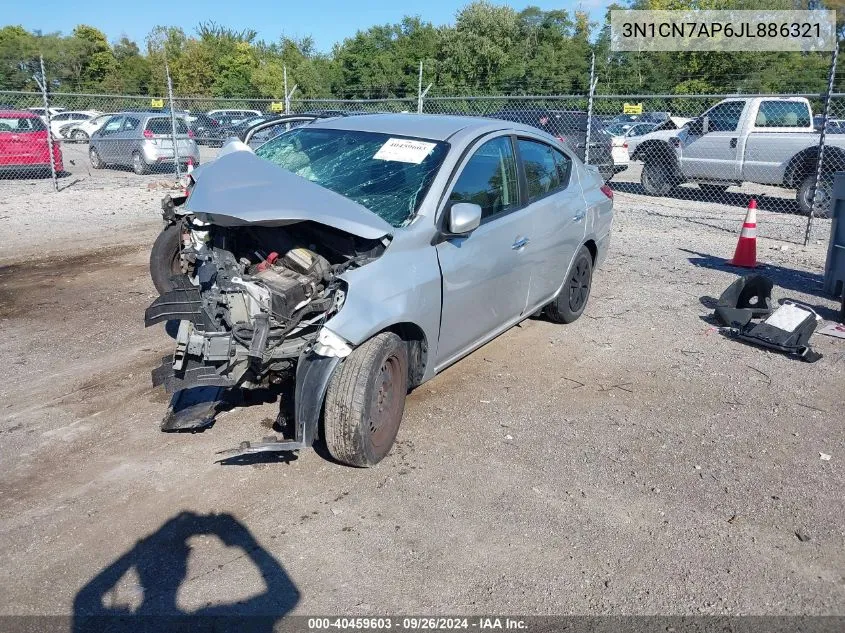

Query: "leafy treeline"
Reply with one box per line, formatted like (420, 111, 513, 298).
(0, 0, 838, 98)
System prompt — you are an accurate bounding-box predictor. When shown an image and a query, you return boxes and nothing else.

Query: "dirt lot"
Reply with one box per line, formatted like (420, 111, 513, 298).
(0, 169, 843, 622)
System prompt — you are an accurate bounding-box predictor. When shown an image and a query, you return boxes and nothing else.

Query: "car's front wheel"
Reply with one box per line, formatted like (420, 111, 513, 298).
(545, 245, 593, 324)
(323, 332, 409, 467)
(89, 146, 103, 169)
(73, 129, 89, 143)
(149, 224, 184, 295)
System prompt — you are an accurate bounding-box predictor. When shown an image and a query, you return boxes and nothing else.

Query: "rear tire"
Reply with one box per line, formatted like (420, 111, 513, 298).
(132, 151, 149, 175)
(641, 160, 676, 196)
(89, 146, 103, 169)
(323, 332, 409, 467)
(545, 245, 593, 324)
(797, 174, 833, 218)
(73, 130, 89, 143)
(149, 224, 183, 295)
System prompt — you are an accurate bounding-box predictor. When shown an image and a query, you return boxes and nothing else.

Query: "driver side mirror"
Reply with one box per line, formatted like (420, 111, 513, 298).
(447, 202, 482, 235)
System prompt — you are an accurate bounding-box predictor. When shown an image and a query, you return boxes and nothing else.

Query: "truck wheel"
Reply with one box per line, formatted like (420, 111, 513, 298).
(641, 161, 676, 196)
(545, 245, 593, 324)
(149, 224, 183, 295)
(797, 174, 833, 218)
(699, 184, 728, 197)
(323, 332, 409, 467)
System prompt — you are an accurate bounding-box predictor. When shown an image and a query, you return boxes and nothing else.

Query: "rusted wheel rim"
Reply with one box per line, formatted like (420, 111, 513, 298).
(369, 354, 403, 450)
(568, 258, 590, 312)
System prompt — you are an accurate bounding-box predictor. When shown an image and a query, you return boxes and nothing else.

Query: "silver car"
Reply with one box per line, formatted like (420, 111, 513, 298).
(89, 112, 200, 175)
(145, 114, 614, 466)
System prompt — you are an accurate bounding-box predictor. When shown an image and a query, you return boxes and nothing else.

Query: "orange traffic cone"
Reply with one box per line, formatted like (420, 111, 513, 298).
(729, 199, 758, 268)
(186, 157, 194, 174)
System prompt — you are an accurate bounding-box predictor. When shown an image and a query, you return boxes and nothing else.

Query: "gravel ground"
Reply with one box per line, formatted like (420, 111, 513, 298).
(0, 163, 843, 621)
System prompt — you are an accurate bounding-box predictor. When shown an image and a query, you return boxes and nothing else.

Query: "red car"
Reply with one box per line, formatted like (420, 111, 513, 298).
(0, 111, 63, 176)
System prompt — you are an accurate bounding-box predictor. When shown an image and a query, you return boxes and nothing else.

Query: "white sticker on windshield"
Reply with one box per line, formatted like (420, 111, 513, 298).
(373, 138, 437, 164)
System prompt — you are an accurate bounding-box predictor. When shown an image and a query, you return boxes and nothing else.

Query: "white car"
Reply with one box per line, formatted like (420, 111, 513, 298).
(59, 113, 113, 143)
(605, 122, 658, 171)
(27, 106, 66, 118)
(48, 110, 101, 137)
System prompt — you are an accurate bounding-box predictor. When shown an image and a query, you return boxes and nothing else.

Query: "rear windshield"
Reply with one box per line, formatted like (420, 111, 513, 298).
(0, 116, 47, 132)
(255, 128, 449, 227)
(146, 118, 188, 134)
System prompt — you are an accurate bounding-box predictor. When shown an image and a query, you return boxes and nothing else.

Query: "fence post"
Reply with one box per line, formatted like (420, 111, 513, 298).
(804, 39, 838, 246)
(165, 59, 181, 180)
(585, 52, 597, 166)
(36, 55, 58, 192)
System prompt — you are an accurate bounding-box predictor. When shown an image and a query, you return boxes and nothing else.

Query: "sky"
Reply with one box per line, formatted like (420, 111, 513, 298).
(19, 0, 612, 53)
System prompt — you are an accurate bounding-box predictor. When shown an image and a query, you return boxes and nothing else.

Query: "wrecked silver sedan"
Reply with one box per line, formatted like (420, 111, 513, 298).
(145, 114, 614, 466)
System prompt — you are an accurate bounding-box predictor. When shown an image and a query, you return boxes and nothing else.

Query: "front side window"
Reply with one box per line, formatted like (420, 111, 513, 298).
(123, 117, 140, 131)
(755, 101, 811, 128)
(449, 136, 519, 221)
(256, 128, 449, 227)
(101, 116, 124, 134)
(705, 101, 746, 132)
(0, 116, 47, 132)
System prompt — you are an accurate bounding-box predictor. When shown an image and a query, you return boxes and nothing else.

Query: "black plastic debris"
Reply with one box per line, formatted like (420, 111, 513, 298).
(714, 275, 823, 363)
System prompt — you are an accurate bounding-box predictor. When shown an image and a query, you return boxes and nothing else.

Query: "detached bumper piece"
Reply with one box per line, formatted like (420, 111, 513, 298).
(144, 276, 205, 327)
(152, 355, 238, 393)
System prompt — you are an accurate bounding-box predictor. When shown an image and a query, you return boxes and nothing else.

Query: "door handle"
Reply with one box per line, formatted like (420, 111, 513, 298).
(512, 237, 530, 250)
(574, 210, 586, 222)
(730, 138, 737, 148)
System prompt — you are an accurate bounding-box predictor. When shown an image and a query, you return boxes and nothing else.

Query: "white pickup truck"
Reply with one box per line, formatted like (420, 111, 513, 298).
(630, 96, 845, 217)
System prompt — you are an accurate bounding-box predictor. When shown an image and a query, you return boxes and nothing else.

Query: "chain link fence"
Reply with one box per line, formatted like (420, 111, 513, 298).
(1, 87, 842, 242)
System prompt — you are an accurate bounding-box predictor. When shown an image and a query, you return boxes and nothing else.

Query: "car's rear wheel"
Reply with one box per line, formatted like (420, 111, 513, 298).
(132, 151, 149, 175)
(641, 160, 676, 196)
(323, 332, 409, 467)
(797, 174, 833, 218)
(545, 245, 593, 324)
(149, 224, 184, 295)
(73, 129, 88, 143)
(89, 146, 103, 169)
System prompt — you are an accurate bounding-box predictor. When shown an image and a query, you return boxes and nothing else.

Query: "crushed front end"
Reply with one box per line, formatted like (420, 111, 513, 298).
(145, 215, 387, 449)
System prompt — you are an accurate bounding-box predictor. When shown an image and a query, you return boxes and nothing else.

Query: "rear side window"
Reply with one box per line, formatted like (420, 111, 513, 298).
(146, 118, 188, 134)
(517, 139, 570, 201)
(0, 116, 46, 132)
(755, 101, 811, 128)
(449, 136, 519, 221)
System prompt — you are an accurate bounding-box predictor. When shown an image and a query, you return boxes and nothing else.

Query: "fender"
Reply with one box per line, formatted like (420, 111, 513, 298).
(783, 145, 845, 188)
(632, 139, 680, 171)
(294, 351, 342, 446)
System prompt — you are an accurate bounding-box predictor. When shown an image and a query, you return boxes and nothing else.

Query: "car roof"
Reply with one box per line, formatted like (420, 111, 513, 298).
(307, 113, 521, 141)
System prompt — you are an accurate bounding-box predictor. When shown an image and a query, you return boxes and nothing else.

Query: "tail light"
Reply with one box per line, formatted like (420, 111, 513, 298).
(143, 129, 154, 139)
(600, 184, 614, 200)
(188, 130, 194, 138)
(623, 142, 628, 149)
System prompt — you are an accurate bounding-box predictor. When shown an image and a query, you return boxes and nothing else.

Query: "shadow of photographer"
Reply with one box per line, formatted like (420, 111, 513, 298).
(73, 511, 299, 633)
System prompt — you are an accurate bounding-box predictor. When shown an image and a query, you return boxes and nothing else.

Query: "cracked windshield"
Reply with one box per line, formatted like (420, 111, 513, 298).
(255, 128, 449, 227)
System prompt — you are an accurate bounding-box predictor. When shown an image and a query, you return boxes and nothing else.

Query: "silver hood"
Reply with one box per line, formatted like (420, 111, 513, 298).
(185, 149, 393, 240)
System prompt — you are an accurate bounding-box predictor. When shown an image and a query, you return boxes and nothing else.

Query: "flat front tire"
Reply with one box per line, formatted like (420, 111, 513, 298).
(323, 332, 409, 467)
(545, 245, 593, 324)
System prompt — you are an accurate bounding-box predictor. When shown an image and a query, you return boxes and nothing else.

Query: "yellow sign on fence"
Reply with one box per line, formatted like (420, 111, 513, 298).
(150, 98, 164, 109)
(270, 101, 285, 112)
(623, 102, 643, 115)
